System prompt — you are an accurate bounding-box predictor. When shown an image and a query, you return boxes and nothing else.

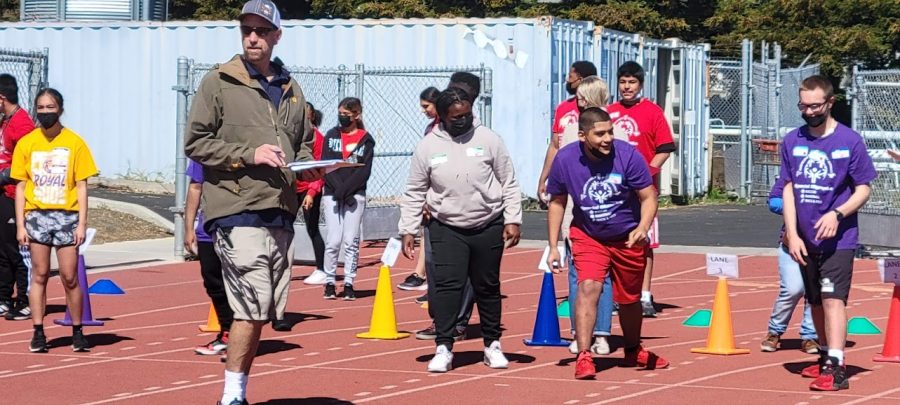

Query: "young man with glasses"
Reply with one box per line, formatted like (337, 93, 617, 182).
(780, 75, 876, 391)
(184, 1, 319, 403)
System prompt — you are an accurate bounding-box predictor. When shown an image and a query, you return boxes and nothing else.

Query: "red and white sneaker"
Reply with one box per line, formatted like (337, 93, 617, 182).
(194, 331, 228, 356)
(622, 345, 669, 369)
(575, 351, 596, 380)
(809, 358, 849, 391)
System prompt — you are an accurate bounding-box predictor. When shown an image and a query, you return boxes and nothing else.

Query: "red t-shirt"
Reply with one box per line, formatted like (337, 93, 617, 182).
(340, 129, 366, 160)
(552, 98, 579, 143)
(0, 108, 35, 198)
(606, 99, 674, 176)
(295, 127, 326, 196)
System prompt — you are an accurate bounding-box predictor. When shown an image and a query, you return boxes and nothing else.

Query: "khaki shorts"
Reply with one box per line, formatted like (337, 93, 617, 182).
(214, 227, 294, 321)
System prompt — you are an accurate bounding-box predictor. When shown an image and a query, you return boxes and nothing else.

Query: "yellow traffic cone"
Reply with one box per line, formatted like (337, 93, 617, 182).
(198, 303, 221, 332)
(691, 277, 749, 355)
(357, 265, 410, 339)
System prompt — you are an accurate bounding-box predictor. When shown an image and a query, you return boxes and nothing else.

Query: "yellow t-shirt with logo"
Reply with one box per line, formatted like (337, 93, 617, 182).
(10, 127, 99, 212)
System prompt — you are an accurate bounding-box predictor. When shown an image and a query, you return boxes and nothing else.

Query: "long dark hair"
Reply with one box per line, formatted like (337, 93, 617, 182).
(338, 97, 364, 130)
(419, 86, 440, 104)
(35, 87, 65, 111)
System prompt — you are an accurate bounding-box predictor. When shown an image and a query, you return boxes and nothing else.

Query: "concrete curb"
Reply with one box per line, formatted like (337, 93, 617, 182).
(90, 197, 175, 234)
(90, 177, 174, 195)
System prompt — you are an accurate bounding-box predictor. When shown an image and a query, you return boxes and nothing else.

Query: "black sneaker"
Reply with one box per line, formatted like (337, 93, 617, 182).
(72, 330, 91, 352)
(611, 302, 619, 316)
(0, 300, 11, 317)
(397, 273, 427, 291)
(324, 283, 337, 300)
(6, 304, 32, 321)
(272, 319, 292, 332)
(29, 331, 48, 353)
(415, 323, 437, 340)
(453, 327, 466, 342)
(342, 285, 356, 301)
(415, 293, 429, 304)
(641, 299, 657, 318)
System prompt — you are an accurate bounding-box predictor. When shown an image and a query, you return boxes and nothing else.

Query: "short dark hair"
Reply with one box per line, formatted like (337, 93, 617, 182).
(571, 61, 597, 79)
(35, 87, 64, 110)
(0, 74, 19, 104)
(448, 72, 480, 103)
(419, 86, 440, 104)
(578, 107, 612, 133)
(800, 75, 835, 99)
(435, 87, 471, 120)
(617, 61, 645, 84)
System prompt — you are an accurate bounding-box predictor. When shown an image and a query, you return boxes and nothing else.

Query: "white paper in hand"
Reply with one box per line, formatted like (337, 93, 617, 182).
(879, 259, 900, 284)
(538, 246, 567, 273)
(79, 228, 97, 254)
(706, 253, 739, 279)
(381, 237, 402, 267)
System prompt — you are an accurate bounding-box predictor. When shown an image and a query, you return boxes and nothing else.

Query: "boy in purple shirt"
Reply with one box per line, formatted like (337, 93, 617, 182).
(780, 75, 877, 391)
(185, 160, 234, 356)
(546, 108, 668, 380)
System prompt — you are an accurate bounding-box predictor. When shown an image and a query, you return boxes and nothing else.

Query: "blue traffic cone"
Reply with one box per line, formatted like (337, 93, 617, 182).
(55, 255, 104, 326)
(524, 271, 569, 346)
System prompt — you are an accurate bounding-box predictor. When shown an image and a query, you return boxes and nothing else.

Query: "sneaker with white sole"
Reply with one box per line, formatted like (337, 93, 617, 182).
(591, 336, 610, 355)
(568, 339, 579, 354)
(483, 341, 509, 369)
(427, 345, 453, 373)
(397, 273, 427, 291)
(303, 269, 328, 285)
(0, 301, 11, 316)
(5, 304, 31, 321)
(194, 331, 228, 355)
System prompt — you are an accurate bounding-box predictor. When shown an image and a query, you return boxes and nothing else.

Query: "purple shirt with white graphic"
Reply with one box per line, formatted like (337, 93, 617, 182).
(186, 160, 212, 243)
(547, 140, 653, 241)
(779, 123, 877, 252)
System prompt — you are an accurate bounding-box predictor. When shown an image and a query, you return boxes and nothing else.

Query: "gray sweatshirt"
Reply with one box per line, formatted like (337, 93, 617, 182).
(398, 122, 522, 235)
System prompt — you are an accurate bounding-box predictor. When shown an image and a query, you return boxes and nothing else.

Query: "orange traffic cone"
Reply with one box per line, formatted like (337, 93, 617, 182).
(198, 303, 221, 332)
(873, 285, 900, 362)
(691, 277, 750, 355)
(357, 265, 410, 339)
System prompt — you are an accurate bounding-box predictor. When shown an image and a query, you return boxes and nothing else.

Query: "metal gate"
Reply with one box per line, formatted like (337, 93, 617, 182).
(0, 48, 49, 111)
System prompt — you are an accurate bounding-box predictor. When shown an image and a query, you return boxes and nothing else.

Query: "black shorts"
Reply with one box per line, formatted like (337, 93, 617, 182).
(800, 248, 855, 305)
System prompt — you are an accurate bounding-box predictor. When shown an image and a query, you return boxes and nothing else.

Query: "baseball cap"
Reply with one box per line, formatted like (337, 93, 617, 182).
(239, 0, 281, 30)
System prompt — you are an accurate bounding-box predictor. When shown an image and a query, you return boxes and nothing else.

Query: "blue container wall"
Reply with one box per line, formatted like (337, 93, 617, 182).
(0, 17, 594, 198)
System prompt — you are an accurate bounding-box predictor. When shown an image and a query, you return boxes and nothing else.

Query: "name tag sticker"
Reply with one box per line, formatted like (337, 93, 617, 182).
(793, 146, 809, 157)
(430, 154, 448, 166)
(607, 173, 623, 184)
(466, 147, 485, 157)
(831, 148, 850, 159)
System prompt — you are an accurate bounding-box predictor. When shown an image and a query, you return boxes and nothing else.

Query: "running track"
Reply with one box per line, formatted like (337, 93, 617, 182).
(0, 245, 897, 404)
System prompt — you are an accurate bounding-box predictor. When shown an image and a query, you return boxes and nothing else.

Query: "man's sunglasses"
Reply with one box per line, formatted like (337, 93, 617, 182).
(240, 25, 275, 37)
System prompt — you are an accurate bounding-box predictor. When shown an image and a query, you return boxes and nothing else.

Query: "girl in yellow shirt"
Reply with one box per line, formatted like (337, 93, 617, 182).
(11, 88, 98, 353)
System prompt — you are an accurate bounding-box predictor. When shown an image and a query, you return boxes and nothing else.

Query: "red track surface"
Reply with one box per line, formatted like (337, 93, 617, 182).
(1, 246, 897, 404)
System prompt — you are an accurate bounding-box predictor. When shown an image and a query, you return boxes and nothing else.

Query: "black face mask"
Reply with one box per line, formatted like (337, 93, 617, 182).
(36, 112, 59, 129)
(445, 115, 474, 137)
(802, 113, 827, 128)
(565, 81, 577, 95)
(338, 115, 353, 128)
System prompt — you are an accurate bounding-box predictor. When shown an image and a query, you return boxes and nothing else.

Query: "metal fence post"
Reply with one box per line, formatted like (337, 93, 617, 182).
(482, 64, 493, 129)
(849, 65, 859, 130)
(355, 63, 365, 100)
(171, 57, 189, 260)
(28, 53, 43, 107)
(773, 44, 782, 138)
(739, 39, 751, 199)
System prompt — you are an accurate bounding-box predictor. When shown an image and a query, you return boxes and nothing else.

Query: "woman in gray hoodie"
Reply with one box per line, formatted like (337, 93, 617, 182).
(399, 87, 522, 373)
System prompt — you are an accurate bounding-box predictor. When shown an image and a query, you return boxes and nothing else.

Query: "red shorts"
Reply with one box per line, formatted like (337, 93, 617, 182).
(569, 226, 646, 304)
(647, 215, 660, 249)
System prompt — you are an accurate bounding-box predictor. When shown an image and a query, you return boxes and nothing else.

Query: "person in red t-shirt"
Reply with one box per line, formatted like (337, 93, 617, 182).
(537, 61, 597, 203)
(0, 74, 34, 320)
(605, 62, 676, 318)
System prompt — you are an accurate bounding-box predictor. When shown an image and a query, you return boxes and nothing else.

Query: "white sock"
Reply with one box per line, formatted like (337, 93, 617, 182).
(222, 370, 248, 404)
(641, 291, 652, 303)
(827, 349, 844, 365)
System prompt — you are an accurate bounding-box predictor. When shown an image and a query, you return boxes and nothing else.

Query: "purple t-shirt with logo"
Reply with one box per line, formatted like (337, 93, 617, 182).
(779, 123, 877, 252)
(547, 140, 653, 241)
(186, 160, 212, 243)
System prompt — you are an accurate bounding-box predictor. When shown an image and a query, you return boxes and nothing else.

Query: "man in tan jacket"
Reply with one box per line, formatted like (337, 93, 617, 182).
(183, 1, 317, 403)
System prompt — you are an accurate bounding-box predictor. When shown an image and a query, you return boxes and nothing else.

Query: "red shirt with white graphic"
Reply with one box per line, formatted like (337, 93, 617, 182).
(341, 129, 366, 160)
(552, 98, 579, 144)
(0, 108, 35, 198)
(606, 99, 674, 177)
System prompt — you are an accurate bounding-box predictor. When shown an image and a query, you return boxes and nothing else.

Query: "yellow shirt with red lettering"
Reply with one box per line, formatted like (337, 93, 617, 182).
(10, 128, 98, 212)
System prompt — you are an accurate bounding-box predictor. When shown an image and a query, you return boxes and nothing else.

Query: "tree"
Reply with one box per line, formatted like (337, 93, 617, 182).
(0, 0, 18, 21)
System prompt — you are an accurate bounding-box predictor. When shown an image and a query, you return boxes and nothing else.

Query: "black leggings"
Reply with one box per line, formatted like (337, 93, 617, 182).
(428, 216, 504, 349)
(0, 195, 28, 305)
(299, 191, 325, 270)
(198, 241, 233, 331)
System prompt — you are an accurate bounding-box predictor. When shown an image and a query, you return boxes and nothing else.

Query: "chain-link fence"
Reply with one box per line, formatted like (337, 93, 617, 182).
(852, 69, 900, 217)
(0, 48, 49, 110)
(709, 59, 743, 192)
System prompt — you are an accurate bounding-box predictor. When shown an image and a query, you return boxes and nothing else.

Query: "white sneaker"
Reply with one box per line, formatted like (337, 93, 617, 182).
(303, 269, 328, 285)
(591, 336, 610, 355)
(427, 345, 453, 373)
(568, 339, 579, 354)
(483, 341, 509, 369)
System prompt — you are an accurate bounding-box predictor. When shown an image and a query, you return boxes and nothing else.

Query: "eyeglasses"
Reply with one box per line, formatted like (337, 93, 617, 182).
(797, 101, 830, 111)
(240, 25, 275, 37)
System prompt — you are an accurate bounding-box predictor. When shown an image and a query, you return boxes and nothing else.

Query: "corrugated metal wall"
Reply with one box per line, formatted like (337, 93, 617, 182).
(0, 18, 594, 195)
(22, 0, 164, 21)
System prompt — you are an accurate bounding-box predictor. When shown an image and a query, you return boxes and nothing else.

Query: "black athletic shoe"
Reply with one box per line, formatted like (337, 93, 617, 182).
(397, 273, 427, 291)
(342, 285, 356, 301)
(324, 283, 337, 300)
(272, 319, 292, 332)
(5, 304, 31, 321)
(72, 330, 91, 352)
(415, 293, 429, 304)
(29, 332, 48, 353)
(641, 299, 657, 318)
